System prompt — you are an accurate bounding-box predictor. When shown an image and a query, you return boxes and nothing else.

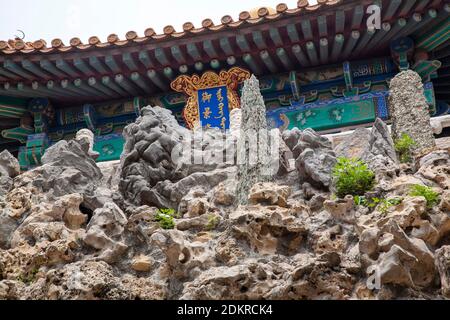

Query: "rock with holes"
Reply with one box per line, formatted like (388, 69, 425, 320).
(436, 246, 450, 298)
(0, 150, 20, 196)
(249, 183, 292, 208)
(389, 70, 436, 154)
(283, 128, 337, 188)
(83, 202, 128, 264)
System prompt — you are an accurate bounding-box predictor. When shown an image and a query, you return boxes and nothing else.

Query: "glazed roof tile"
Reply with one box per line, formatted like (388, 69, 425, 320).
(0, 0, 343, 56)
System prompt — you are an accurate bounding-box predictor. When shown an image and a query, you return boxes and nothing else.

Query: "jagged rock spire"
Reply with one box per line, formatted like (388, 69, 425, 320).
(389, 70, 436, 154)
(236, 75, 273, 205)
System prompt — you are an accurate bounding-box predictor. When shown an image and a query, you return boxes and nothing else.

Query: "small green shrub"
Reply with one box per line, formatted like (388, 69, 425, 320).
(354, 196, 403, 214)
(409, 185, 440, 208)
(395, 133, 417, 163)
(205, 214, 220, 231)
(332, 158, 375, 198)
(155, 208, 180, 230)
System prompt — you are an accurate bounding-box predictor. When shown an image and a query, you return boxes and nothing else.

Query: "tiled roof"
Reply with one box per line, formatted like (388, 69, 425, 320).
(0, 0, 342, 55)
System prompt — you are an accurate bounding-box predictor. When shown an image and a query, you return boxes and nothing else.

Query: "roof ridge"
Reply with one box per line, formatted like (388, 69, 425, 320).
(0, 1, 342, 56)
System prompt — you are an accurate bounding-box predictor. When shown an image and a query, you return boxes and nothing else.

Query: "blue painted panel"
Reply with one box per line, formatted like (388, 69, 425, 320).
(197, 86, 230, 130)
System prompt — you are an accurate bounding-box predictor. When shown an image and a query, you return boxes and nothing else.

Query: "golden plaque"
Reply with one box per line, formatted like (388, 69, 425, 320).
(170, 67, 251, 129)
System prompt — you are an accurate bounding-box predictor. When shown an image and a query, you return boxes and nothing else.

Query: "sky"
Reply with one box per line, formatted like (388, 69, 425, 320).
(0, 0, 318, 44)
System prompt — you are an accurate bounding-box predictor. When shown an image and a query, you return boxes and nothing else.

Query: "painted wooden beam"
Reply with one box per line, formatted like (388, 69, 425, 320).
(384, 0, 402, 21)
(105, 55, 121, 73)
(260, 50, 278, 73)
(210, 59, 221, 69)
(319, 38, 329, 64)
(219, 38, 234, 56)
(335, 11, 345, 33)
(22, 60, 50, 79)
(130, 72, 153, 93)
(194, 62, 204, 72)
(352, 27, 376, 55)
(243, 54, 263, 75)
(139, 51, 154, 68)
(404, 9, 438, 37)
(60, 79, 93, 97)
(115, 74, 141, 96)
(2, 83, 32, 98)
(276, 48, 293, 70)
(155, 48, 170, 66)
(147, 69, 168, 91)
(227, 56, 236, 66)
(292, 44, 310, 67)
(171, 46, 186, 64)
(47, 80, 81, 98)
(363, 22, 392, 53)
(252, 31, 267, 50)
(163, 67, 174, 80)
(317, 16, 328, 38)
(300, 20, 313, 40)
(55, 59, 81, 77)
(375, 18, 407, 48)
(269, 28, 283, 47)
(89, 56, 109, 74)
(74, 78, 108, 97)
(286, 24, 300, 43)
(331, 34, 345, 62)
(398, 0, 417, 17)
(122, 52, 139, 71)
(342, 30, 360, 58)
(4, 60, 34, 79)
(236, 35, 251, 52)
(101, 76, 129, 96)
(31, 81, 71, 99)
(203, 40, 218, 58)
(187, 43, 202, 61)
(416, 15, 450, 51)
(179, 65, 189, 73)
(396, 13, 423, 39)
(351, 5, 364, 29)
(306, 41, 319, 66)
(40, 60, 67, 78)
(414, 0, 431, 12)
(17, 82, 50, 98)
(0, 66, 21, 80)
(74, 58, 95, 76)
(88, 77, 119, 97)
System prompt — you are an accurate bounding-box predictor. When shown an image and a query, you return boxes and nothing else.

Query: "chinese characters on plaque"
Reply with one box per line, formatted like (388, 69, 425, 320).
(197, 86, 230, 130)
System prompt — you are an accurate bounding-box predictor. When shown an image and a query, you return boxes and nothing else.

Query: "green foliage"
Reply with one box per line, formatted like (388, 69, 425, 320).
(409, 185, 440, 208)
(394, 133, 417, 163)
(205, 214, 220, 231)
(17, 268, 39, 284)
(155, 208, 180, 230)
(332, 158, 375, 198)
(354, 196, 403, 214)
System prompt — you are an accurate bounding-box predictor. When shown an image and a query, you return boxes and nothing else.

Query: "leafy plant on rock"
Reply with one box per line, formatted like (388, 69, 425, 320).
(332, 158, 375, 198)
(155, 208, 180, 230)
(354, 196, 403, 214)
(394, 133, 417, 163)
(205, 214, 220, 231)
(409, 185, 440, 208)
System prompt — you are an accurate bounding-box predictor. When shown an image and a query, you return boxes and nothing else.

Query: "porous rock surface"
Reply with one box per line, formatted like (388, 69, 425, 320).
(0, 104, 449, 300)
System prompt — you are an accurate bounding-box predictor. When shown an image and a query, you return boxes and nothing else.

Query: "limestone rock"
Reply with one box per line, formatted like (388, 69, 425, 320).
(131, 255, 153, 272)
(0, 150, 20, 196)
(389, 70, 436, 153)
(436, 246, 450, 298)
(236, 75, 273, 205)
(249, 183, 291, 208)
(283, 128, 337, 188)
(335, 128, 371, 159)
(84, 202, 128, 263)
